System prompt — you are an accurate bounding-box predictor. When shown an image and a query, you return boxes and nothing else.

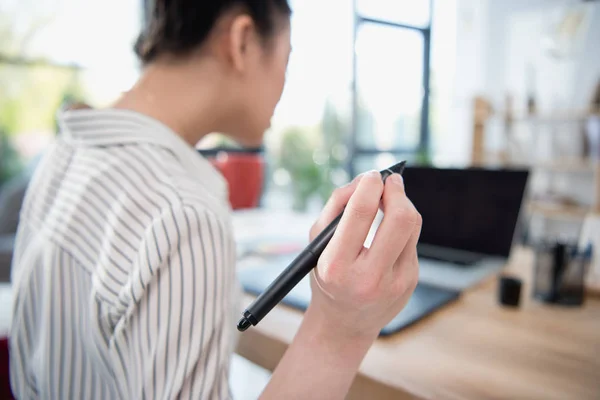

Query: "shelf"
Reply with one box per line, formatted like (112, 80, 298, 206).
(535, 159, 597, 173)
(479, 157, 598, 173)
(528, 202, 590, 221)
(488, 110, 597, 123)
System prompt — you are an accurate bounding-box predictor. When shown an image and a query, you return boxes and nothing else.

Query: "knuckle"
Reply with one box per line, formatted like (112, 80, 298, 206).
(395, 265, 419, 294)
(331, 187, 346, 205)
(348, 201, 376, 221)
(393, 276, 406, 294)
(408, 268, 419, 292)
(330, 187, 342, 201)
(394, 275, 414, 295)
(389, 206, 417, 225)
(414, 210, 423, 227)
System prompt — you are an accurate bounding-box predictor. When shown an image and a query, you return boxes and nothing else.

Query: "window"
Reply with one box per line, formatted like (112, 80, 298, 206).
(355, 24, 425, 152)
(145, 0, 442, 212)
(357, 0, 431, 28)
(350, 1, 433, 175)
(261, 0, 355, 211)
(0, 0, 454, 212)
(196, 0, 437, 211)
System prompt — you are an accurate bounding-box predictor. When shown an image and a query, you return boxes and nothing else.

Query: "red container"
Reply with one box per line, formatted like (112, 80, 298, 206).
(208, 151, 264, 210)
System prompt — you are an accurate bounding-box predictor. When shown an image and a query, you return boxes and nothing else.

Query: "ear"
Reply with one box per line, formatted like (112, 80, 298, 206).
(229, 14, 256, 73)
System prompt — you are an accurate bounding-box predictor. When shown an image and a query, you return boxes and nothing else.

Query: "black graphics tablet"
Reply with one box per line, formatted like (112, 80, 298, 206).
(238, 254, 460, 336)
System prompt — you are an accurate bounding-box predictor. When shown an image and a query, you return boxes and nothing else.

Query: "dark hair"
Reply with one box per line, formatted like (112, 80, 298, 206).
(135, 0, 291, 64)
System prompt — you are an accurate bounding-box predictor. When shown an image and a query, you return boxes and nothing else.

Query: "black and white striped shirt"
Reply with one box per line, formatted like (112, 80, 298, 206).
(10, 109, 238, 399)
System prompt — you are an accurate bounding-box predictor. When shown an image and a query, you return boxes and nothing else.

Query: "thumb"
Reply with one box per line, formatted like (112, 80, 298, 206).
(309, 174, 364, 241)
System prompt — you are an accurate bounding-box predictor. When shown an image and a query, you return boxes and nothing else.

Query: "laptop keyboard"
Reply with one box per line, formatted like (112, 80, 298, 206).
(417, 250, 483, 266)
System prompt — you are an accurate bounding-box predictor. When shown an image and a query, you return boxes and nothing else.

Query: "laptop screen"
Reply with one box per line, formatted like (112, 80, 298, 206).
(402, 167, 529, 258)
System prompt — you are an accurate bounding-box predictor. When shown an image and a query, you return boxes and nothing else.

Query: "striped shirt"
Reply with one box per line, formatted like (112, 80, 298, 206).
(10, 109, 238, 399)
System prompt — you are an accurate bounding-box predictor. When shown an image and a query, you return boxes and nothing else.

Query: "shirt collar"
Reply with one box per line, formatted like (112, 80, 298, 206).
(58, 108, 228, 200)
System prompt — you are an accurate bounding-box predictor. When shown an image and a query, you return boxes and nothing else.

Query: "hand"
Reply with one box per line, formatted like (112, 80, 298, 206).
(261, 172, 420, 400)
(308, 170, 421, 341)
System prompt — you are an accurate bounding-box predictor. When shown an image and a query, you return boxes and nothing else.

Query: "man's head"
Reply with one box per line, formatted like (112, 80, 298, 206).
(135, 0, 292, 146)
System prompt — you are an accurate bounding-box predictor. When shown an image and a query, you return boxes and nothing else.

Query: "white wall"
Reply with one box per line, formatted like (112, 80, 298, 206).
(444, 0, 600, 241)
(486, 0, 599, 111)
(440, 0, 600, 164)
(433, 0, 490, 165)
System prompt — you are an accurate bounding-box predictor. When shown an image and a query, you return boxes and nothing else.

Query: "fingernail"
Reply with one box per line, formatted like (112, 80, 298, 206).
(365, 170, 379, 178)
(390, 173, 403, 185)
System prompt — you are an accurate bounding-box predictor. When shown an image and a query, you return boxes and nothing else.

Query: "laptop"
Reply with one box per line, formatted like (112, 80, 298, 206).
(403, 166, 530, 290)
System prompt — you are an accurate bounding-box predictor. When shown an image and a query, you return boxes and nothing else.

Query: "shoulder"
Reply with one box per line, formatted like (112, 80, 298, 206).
(147, 199, 230, 251)
(116, 143, 227, 210)
(77, 142, 228, 225)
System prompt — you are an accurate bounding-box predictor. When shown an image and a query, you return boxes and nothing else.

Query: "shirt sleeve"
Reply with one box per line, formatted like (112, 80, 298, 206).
(108, 203, 234, 400)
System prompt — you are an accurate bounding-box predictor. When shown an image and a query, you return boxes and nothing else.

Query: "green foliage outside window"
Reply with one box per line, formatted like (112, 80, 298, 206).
(0, 127, 23, 184)
(278, 101, 348, 211)
(0, 11, 87, 185)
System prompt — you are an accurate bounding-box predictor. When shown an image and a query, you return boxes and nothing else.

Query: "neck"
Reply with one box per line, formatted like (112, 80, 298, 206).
(113, 59, 227, 147)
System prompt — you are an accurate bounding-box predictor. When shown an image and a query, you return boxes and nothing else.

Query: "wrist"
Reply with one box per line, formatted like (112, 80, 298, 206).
(305, 303, 380, 344)
(262, 303, 378, 400)
(300, 304, 376, 363)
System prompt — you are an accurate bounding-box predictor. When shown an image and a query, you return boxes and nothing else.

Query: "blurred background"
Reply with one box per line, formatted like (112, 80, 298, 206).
(1, 0, 599, 230)
(1, 0, 599, 298)
(1, 0, 599, 398)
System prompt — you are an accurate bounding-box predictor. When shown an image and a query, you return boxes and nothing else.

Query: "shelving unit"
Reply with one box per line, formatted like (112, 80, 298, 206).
(472, 96, 600, 223)
(472, 96, 600, 295)
(534, 158, 595, 173)
(502, 111, 597, 123)
(528, 201, 590, 221)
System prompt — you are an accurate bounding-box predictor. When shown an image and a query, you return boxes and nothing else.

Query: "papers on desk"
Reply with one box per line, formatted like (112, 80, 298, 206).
(236, 236, 306, 260)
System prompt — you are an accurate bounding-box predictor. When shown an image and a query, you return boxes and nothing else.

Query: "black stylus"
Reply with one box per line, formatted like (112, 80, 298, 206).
(237, 161, 407, 332)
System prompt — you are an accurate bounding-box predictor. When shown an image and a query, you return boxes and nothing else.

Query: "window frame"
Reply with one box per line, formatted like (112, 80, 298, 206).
(349, 0, 433, 176)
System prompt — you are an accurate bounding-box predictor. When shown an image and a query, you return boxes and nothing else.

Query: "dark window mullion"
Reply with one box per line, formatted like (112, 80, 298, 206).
(357, 16, 428, 33)
(420, 0, 434, 155)
(350, 1, 432, 176)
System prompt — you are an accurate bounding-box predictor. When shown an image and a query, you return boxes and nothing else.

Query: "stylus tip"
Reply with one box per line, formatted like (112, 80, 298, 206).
(390, 161, 407, 174)
(237, 317, 252, 332)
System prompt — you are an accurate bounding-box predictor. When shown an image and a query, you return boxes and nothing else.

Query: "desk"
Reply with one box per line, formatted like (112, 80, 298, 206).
(233, 212, 600, 400)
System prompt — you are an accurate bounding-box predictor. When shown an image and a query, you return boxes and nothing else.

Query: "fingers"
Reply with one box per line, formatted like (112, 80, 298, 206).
(367, 174, 422, 267)
(390, 206, 421, 296)
(327, 170, 384, 263)
(392, 230, 420, 296)
(393, 222, 421, 273)
(309, 175, 362, 241)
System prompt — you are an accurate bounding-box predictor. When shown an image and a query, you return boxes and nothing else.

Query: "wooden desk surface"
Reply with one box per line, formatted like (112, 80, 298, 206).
(236, 249, 600, 400)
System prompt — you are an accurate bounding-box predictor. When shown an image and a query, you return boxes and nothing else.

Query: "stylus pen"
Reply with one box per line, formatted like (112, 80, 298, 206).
(237, 161, 407, 332)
